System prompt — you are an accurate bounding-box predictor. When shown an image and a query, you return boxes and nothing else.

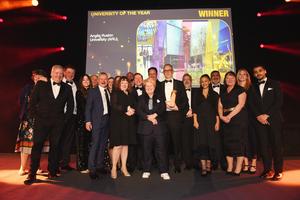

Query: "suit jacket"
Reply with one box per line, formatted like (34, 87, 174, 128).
(248, 78, 283, 124)
(85, 87, 110, 129)
(131, 86, 145, 104)
(136, 93, 167, 135)
(210, 83, 226, 96)
(160, 79, 189, 117)
(29, 81, 74, 122)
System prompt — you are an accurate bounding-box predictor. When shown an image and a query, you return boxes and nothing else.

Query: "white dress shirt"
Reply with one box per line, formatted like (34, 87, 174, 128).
(99, 86, 109, 115)
(51, 79, 61, 99)
(212, 83, 221, 95)
(259, 77, 267, 97)
(164, 79, 174, 111)
(63, 77, 77, 114)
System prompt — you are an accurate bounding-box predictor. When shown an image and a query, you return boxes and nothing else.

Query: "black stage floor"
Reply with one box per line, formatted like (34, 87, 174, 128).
(0, 153, 299, 200)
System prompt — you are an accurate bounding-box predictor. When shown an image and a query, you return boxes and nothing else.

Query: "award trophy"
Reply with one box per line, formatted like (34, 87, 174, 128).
(167, 90, 177, 108)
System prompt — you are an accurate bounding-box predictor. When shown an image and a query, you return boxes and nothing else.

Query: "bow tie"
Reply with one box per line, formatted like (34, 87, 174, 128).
(212, 85, 220, 88)
(53, 82, 61, 86)
(66, 80, 73, 84)
(258, 80, 266, 85)
(185, 88, 191, 91)
(135, 86, 142, 89)
(165, 80, 172, 83)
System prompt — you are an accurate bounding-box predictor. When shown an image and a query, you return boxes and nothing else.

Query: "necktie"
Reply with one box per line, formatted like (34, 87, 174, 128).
(53, 82, 61, 86)
(148, 98, 153, 110)
(104, 89, 111, 114)
(165, 80, 172, 83)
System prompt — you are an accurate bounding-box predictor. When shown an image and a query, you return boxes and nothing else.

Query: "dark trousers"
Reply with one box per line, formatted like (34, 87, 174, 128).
(88, 115, 109, 173)
(182, 117, 193, 167)
(140, 132, 168, 173)
(76, 124, 91, 170)
(127, 143, 143, 170)
(59, 114, 76, 167)
(256, 121, 283, 173)
(30, 118, 64, 175)
(166, 111, 182, 168)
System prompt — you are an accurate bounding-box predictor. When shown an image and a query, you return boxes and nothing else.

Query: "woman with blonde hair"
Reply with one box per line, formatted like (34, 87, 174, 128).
(237, 68, 258, 174)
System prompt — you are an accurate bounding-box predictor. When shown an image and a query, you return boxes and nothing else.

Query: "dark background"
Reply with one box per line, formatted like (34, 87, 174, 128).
(0, 0, 299, 154)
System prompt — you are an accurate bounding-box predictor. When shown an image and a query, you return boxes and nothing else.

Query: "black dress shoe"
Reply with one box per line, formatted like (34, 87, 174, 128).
(271, 173, 283, 181)
(61, 165, 74, 171)
(24, 175, 37, 185)
(48, 173, 59, 179)
(259, 170, 273, 179)
(89, 172, 99, 180)
(226, 171, 233, 175)
(174, 167, 181, 173)
(232, 172, 241, 176)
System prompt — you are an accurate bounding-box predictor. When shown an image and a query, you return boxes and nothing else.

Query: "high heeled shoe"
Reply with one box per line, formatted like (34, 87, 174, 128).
(121, 169, 131, 177)
(111, 169, 117, 179)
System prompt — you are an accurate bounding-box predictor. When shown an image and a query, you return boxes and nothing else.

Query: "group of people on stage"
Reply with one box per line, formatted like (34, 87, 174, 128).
(16, 63, 284, 185)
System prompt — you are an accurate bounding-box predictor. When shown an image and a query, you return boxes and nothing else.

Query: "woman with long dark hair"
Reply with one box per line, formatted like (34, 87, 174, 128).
(192, 74, 220, 176)
(76, 74, 92, 173)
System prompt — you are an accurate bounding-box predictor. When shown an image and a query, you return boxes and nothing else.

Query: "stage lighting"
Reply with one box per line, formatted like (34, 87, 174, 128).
(62, 16, 67, 20)
(260, 44, 264, 48)
(0, 18, 3, 23)
(32, 0, 38, 6)
(257, 12, 262, 17)
(60, 47, 65, 51)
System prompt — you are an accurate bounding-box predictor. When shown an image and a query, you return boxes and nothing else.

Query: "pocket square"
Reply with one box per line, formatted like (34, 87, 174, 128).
(157, 99, 160, 103)
(267, 88, 273, 91)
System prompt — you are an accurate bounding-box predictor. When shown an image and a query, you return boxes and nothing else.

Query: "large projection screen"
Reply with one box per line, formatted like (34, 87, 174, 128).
(86, 8, 235, 86)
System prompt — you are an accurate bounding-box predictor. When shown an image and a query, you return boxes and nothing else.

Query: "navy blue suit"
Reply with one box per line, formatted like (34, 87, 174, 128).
(85, 87, 110, 173)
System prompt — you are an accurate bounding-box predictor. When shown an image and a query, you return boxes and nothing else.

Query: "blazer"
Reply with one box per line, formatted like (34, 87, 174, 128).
(29, 80, 74, 122)
(85, 87, 109, 129)
(160, 79, 189, 117)
(248, 78, 283, 123)
(136, 93, 167, 135)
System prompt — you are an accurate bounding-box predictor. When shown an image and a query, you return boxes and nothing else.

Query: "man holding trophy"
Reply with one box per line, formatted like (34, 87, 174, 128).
(161, 64, 189, 173)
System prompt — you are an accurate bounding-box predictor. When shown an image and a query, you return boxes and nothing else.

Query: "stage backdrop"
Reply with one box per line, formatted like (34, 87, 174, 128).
(86, 8, 235, 86)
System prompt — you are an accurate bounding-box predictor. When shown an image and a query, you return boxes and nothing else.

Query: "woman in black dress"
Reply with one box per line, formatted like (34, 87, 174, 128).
(237, 68, 257, 174)
(192, 74, 220, 176)
(110, 76, 136, 179)
(75, 74, 91, 173)
(218, 71, 247, 175)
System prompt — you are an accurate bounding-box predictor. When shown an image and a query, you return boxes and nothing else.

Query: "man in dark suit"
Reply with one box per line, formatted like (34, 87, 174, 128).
(137, 78, 170, 180)
(160, 64, 189, 173)
(24, 65, 74, 185)
(85, 72, 110, 180)
(127, 73, 144, 172)
(148, 67, 161, 96)
(181, 73, 194, 170)
(210, 70, 227, 171)
(250, 65, 284, 181)
(59, 65, 77, 171)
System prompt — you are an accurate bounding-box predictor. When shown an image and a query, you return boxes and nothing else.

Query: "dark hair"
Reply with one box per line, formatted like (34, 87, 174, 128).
(182, 73, 192, 82)
(148, 67, 158, 74)
(253, 65, 266, 70)
(134, 72, 143, 80)
(64, 64, 76, 71)
(32, 69, 48, 78)
(223, 71, 237, 86)
(78, 74, 91, 97)
(200, 74, 211, 81)
(117, 76, 132, 92)
(210, 70, 220, 77)
(108, 77, 114, 81)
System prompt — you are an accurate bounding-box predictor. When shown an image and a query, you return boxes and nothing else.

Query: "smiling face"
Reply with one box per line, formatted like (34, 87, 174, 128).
(225, 74, 236, 87)
(82, 75, 91, 89)
(51, 66, 64, 83)
(237, 70, 248, 82)
(163, 64, 173, 80)
(145, 79, 155, 96)
(200, 76, 210, 89)
(64, 68, 75, 81)
(98, 73, 108, 88)
(183, 75, 192, 89)
(120, 79, 129, 92)
(253, 66, 267, 80)
(211, 71, 221, 85)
